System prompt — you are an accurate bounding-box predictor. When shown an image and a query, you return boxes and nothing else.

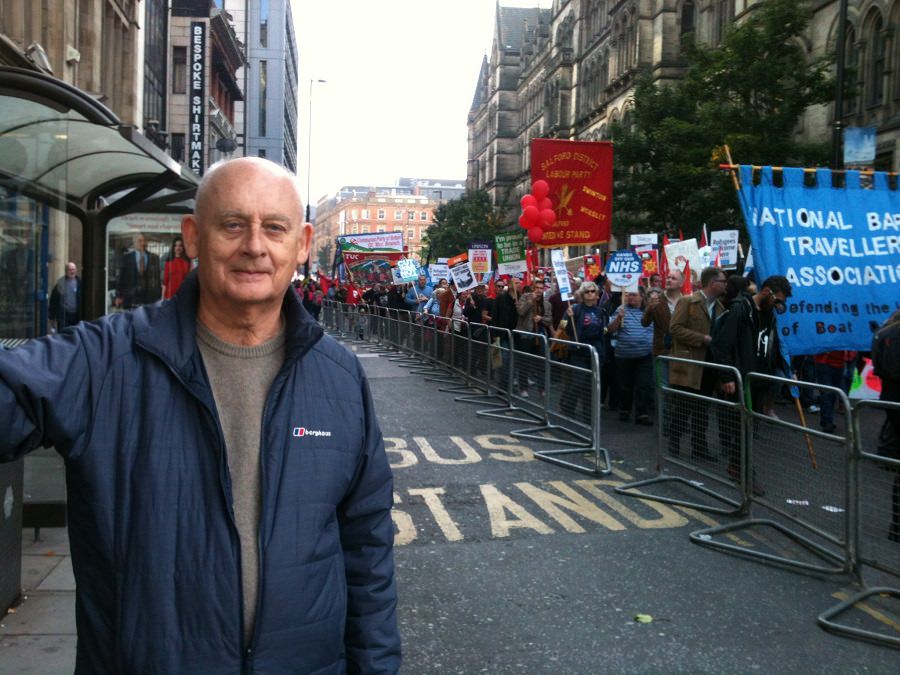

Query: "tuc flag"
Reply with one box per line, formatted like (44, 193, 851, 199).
(736, 166, 900, 354)
(530, 139, 613, 247)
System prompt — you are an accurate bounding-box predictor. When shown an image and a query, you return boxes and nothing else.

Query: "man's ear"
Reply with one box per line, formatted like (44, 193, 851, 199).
(296, 222, 313, 265)
(182, 214, 200, 259)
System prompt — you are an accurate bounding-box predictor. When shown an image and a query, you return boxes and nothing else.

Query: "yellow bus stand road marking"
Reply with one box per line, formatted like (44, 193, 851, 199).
(385, 434, 534, 469)
(407, 487, 464, 542)
(831, 591, 900, 633)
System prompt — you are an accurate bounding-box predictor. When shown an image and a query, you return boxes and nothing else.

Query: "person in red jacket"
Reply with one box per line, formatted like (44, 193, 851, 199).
(162, 236, 191, 299)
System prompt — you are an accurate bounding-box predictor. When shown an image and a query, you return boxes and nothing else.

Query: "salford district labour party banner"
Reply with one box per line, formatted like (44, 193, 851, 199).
(736, 166, 900, 354)
(531, 139, 613, 247)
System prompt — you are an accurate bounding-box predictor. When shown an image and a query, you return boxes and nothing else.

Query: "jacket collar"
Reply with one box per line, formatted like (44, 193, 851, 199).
(133, 271, 324, 385)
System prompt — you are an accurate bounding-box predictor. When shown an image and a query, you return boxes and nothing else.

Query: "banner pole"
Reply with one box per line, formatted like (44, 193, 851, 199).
(723, 144, 741, 192)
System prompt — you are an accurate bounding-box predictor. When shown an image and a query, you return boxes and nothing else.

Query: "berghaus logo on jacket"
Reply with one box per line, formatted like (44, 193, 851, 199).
(292, 427, 332, 438)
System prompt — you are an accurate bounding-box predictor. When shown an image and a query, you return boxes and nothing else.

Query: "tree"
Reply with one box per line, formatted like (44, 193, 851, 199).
(422, 190, 513, 260)
(316, 242, 333, 272)
(612, 0, 833, 240)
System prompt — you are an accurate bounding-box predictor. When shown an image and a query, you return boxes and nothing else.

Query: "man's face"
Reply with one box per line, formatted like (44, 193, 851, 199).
(496, 282, 507, 294)
(65, 263, 77, 278)
(532, 282, 544, 295)
(706, 274, 727, 298)
(625, 291, 642, 307)
(763, 288, 788, 315)
(182, 159, 311, 313)
(475, 285, 486, 297)
(649, 274, 661, 288)
(134, 234, 146, 252)
(417, 275, 426, 289)
(665, 271, 683, 291)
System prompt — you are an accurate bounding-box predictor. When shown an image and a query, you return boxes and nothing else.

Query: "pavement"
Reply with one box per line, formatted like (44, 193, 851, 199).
(1, 335, 899, 673)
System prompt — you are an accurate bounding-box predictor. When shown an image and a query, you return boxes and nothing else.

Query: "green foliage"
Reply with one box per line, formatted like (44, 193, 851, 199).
(316, 242, 332, 271)
(612, 0, 833, 241)
(422, 190, 513, 259)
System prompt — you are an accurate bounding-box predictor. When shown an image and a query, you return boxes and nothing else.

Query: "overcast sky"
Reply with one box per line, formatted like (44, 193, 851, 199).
(293, 0, 551, 207)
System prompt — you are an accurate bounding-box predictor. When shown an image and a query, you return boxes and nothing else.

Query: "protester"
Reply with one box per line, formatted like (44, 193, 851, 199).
(812, 350, 857, 434)
(598, 275, 620, 409)
(48, 261, 82, 331)
(162, 236, 191, 299)
(607, 289, 655, 424)
(642, 269, 683, 381)
(303, 280, 323, 321)
(115, 232, 161, 308)
(515, 279, 552, 397)
(711, 274, 792, 488)
(666, 267, 727, 459)
(0, 157, 401, 673)
(405, 274, 433, 314)
(561, 281, 608, 420)
(871, 309, 900, 541)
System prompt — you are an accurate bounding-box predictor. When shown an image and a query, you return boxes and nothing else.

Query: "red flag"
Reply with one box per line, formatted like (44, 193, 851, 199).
(487, 275, 496, 299)
(713, 248, 721, 268)
(700, 224, 708, 249)
(318, 275, 331, 295)
(678, 228, 684, 242)
(681, 260, 693, 295)
(660, 235, 670, 281)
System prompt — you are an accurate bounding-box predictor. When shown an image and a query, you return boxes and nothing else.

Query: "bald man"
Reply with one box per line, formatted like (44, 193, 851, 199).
(0, 158, 400, 673)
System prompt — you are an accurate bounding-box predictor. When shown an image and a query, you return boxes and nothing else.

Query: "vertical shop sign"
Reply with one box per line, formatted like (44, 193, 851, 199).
(189, 22, 206, 175)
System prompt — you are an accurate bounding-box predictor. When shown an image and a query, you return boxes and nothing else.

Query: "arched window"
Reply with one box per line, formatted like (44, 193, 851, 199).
(715, 0, 733, 46)
(867, 15, 886, 107)
(680, 0, 695, 37)
(844, 25, 858, 116)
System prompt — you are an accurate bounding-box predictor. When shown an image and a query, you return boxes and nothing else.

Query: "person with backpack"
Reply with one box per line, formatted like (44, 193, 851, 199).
(871, 309, 900, 541)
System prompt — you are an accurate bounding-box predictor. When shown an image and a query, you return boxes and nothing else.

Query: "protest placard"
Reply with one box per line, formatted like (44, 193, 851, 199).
(447, 253, 478, 292)
(633, 245, 659, 279)
(630, 233, 658, 247)
(710, 230, 740, 268)
(605, 249, 642, 290)
(583, 254, 602, 281)
(396, 258, 420, 283)
(664, 238, 701, 279)
(495, 232, 527, 275)
(550, 250, 573, 301)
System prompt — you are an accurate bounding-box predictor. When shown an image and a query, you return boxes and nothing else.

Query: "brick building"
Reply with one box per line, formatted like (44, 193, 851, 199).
(310, 179, 464, 271)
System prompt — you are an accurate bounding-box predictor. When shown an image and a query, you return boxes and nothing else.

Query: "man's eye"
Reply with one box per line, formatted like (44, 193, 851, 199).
(224, 221, 242, 230)
(265, 223, 288, 233)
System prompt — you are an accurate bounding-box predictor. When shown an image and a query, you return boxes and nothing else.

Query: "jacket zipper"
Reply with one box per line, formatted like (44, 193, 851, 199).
(157, 360, 247, 666)
(245, 364, 293, 672)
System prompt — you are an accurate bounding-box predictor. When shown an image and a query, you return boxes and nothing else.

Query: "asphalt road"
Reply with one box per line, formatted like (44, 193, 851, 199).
(348, 339, 900, 674)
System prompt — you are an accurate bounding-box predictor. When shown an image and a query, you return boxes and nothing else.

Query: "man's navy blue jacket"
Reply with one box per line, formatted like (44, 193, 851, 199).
(0, 274, 401, 674)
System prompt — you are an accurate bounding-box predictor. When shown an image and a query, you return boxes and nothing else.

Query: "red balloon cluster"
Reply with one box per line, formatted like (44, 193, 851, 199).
(518, 180, 556, 244)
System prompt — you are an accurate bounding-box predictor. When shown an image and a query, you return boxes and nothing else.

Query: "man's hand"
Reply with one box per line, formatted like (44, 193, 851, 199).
(647, 293, 660, 308)
(566, 306, 574, 317)
(721, 382, 735, 395)
(703, 334, 712, 345)
(114, 297, 123, 308)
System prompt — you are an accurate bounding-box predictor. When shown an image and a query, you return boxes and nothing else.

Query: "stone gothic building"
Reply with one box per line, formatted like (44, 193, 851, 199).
(468, 0, 900, 212)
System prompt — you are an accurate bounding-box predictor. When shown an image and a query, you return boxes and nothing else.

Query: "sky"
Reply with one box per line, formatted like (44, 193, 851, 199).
(293, 0, 551, 208)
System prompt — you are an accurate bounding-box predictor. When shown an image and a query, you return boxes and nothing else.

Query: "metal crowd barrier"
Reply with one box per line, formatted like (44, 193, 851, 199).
(615, 356, 747, 516)
(818, 399, 900, 648)
(689, 374, 853, 576)
(322, 301, 900, 646)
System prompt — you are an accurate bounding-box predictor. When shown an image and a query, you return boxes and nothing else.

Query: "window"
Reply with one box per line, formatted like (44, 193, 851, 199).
(377, 227, 385, 233)
(362, 226, 370, 233)
(260, 0, 269, 47)
(394, 210, 403, 220)
(407, 229, 415, 240)
(351, 225, 358, 234)
(351, 209, 358, 219)
(258, 149, 266, 158)
(170, 133, 185, 162)
(420, 211, 428, 221)
(259, 61, 268, 136)
(377, 209, 385, 219)
(867, 16, 886, 107)
(361, 209, 370, 219)
(680, 1, 695, 37)
(172, 47, 187, 94)
(844, 26, 858, 116)
(408, 210, 416, 220)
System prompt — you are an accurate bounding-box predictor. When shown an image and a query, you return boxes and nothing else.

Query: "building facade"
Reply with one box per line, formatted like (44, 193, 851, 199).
(468, 0, 900, 211)
(168, 1, 247, 173)
(311, 180, 464, 270)
(226, 0, 300, 172)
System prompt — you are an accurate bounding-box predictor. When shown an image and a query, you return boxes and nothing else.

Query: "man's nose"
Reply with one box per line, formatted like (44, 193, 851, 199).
(242, 224, 267, 256)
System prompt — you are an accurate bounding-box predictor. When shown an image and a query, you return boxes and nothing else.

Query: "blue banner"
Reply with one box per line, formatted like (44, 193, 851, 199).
(737, 166, 900, 355)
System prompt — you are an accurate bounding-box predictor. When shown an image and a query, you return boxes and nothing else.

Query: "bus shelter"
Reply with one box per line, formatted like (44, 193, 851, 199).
(0, 65, 198, 611)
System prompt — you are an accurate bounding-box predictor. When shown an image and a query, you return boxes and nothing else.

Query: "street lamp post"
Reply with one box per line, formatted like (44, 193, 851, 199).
(831, 0, 849, 171)
(305, 78, 326, 223)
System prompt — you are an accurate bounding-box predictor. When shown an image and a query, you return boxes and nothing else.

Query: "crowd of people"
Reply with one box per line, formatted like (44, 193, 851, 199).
(313, 264, 899, 534)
